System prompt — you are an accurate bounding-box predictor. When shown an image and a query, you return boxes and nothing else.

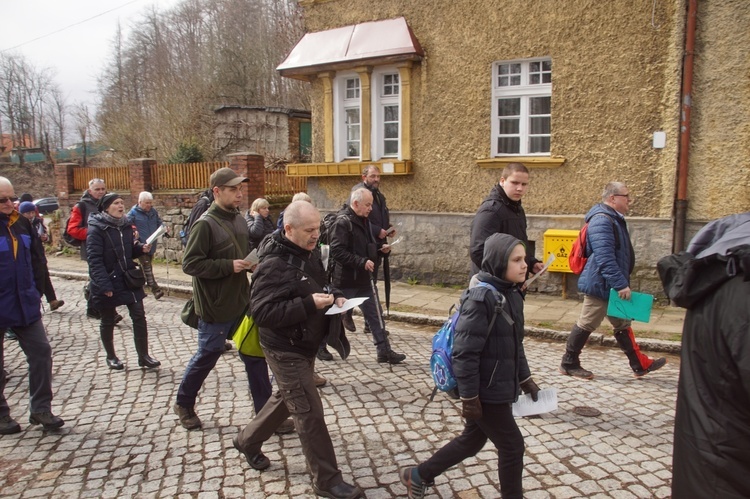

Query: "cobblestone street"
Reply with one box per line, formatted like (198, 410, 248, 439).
(0, 277, 679, 498)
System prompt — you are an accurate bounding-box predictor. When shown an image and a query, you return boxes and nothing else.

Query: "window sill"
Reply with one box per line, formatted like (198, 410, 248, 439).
(476, 156, 566, 169)
(286, 160, 413, 177)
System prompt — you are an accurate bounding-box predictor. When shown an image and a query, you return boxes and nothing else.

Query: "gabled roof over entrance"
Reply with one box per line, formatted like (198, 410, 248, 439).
(277, 17, 424, 81)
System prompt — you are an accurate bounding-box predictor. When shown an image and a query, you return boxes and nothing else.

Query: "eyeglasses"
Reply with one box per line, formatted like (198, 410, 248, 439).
(612, 194, 631, 200)
(0, 196, 19, 204)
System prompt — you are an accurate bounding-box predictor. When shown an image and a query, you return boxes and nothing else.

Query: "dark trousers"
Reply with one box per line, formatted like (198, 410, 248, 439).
(236, 348, 342, 490)
(41, 269, 57, 302)
(176, 319, 231, 408)
(0, 319, 54, 417)
(418, 402, 525, 498)
(138, 254, 160, 290)
(340, 285, 389, 353)
(238, 353, 272, 414)
(99, 301, 148, 359)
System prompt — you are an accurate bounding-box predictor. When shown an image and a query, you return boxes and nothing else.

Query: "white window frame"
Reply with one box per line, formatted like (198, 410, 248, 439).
(371, 67, 401, 160)
(491, 58, 552, 157)
(333, 72, 361, 161)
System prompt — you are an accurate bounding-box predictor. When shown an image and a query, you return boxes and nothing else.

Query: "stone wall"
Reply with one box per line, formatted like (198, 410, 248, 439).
(368, 210, 708, 300)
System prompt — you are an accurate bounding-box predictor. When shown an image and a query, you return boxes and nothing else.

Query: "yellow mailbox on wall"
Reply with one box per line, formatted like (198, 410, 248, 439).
(543, 229, 580, 273)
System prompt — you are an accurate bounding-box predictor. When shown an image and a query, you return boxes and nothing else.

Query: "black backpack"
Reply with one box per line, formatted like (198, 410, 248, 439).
(180, 190, 213, 247)
(319, 204, 349, 246)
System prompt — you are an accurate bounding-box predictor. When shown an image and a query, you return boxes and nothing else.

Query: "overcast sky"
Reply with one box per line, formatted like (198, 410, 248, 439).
(0, 0, 183, 108)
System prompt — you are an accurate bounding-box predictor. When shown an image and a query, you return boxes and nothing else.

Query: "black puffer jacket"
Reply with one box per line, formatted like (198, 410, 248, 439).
(86, 213, 146, 308)
(453, 233, 531, 404)
(658, 213, 750, 499)
(251, 230, 342, 357)
(245, 211, 275, 250)
(329, 206, 377, 289)
(469, 184, 539, 274)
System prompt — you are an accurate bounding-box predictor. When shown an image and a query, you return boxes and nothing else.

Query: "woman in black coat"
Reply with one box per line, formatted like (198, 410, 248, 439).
(86, 193, 160, 370)
(245, 197, 275, 250)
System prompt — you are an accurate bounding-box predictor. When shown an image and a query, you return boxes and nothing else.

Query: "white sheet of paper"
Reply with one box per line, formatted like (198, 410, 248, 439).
(524, 253, 556, 288)
(145, 225, 167, 245)
(512, 387, 558, 417)
(326, 296, 369, 315)
(244, 249, 259, 265)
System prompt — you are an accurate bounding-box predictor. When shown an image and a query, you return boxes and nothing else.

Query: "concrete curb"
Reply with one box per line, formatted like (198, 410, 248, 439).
(49, 269, 682, 355)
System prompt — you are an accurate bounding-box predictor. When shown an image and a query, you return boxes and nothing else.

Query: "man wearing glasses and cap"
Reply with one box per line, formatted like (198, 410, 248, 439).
(173, 167, 254, 430)
(0, 177, 65, 434)
(559, 182, 666, 379)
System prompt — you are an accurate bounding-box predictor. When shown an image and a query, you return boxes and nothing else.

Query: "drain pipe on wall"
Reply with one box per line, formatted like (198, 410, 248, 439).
(673, 0, 698, 253)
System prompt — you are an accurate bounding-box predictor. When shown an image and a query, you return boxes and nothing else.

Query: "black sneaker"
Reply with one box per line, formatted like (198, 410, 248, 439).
(233, 436, 271, 470)
(0, 415, 21, 435)
(86, 309, 101, 320)
(316, 347, 334, 361)
(114, 313, 123, 324)
(29, 411, 65, 430)
(377, 350, 406, 364)
(399, 467, 431, 499)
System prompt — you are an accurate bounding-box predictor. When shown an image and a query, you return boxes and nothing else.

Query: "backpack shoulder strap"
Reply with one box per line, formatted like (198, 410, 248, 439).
(475, 281, 514, 330)
(590, 213, 620, 250)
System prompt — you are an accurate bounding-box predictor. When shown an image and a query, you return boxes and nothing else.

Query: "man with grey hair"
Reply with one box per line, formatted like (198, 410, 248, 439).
(330, 188, 405, 364)
(66, 178, 111, 319)
(234, 200, 363, 498)
(560, 182, 666, 379)
(128, 191, 167, 299)
(0, 176, 65, 434)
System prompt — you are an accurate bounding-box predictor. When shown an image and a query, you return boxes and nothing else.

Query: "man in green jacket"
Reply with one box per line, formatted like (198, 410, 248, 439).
(173, 168, 252, 430)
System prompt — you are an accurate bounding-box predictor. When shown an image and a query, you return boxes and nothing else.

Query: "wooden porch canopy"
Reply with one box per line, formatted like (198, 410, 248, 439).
(277, 17, 424, 81)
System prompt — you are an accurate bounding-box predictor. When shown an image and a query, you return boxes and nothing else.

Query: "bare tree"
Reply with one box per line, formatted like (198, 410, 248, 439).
(72, 102, 93, 166)
(96, 0, 309, 162)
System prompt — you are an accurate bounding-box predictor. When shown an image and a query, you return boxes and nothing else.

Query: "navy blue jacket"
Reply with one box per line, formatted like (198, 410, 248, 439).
(86, 214, 147, 308)
(128, 205, 162, 255)
(577, 203, 634, 300)
(0, 212, 44, 328)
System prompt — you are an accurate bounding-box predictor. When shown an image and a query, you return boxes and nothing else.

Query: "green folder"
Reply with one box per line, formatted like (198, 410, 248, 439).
(607, 288, 654, 323)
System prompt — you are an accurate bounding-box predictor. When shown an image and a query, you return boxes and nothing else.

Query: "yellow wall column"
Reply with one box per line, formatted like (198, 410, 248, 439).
(355, 66, 372, 162)
(397, 63, 412, 160)
(319, 71, 335, 163)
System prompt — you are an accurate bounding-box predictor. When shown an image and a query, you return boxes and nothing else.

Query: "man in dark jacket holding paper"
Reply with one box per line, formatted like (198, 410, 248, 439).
(559, 182, 666, 379)
(233, 201, 363, 499)
(658, 212, 750, 499)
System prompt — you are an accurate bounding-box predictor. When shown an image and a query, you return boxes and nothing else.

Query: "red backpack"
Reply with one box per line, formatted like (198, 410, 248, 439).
(569, 214, 619, 275)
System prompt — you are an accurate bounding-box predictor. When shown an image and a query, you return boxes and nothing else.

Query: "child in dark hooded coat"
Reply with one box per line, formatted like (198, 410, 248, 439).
(400, 233, 541, 499)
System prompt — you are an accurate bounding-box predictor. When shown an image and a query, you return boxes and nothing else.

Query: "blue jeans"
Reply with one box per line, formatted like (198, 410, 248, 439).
(0, 319, 54, 417)
(176, 319, 232, 409)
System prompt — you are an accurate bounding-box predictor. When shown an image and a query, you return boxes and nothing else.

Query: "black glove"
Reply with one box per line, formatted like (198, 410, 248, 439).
(520, 377, 540, 402)
(461, 396, 483, 420)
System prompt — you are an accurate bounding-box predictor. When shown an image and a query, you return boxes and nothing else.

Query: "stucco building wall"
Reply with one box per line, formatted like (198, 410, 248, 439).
(296, 0, 749, 293)
(302, 0, 686, 219)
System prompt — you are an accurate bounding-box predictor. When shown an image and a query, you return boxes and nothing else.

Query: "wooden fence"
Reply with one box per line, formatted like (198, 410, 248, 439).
(73, 166, 130, 192)
(151, 161, 228, 190)
(265, 169, 307, 200)
(70, 162, 306, 198)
